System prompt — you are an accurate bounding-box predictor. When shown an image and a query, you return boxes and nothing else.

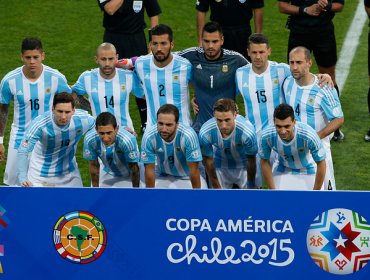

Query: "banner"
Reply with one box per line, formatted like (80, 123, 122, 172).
(0, 187, 369, 279)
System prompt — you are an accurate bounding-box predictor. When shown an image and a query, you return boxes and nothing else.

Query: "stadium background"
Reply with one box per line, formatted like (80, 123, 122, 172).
(0, 0, 368, 189)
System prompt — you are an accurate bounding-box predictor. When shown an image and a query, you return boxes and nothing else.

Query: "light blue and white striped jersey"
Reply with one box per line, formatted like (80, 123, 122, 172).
(199, 115, 257, 169)
(283, 75, 343, 142)
(140, 124, 202, 177)
(236, 61, 290, 134)
(18, 109, 95, 177)
(0, 65, 72, 148)
(72, 68, 143, 129)
(258, 122, 326, 175)
(83, 128, 140, 177)
(135, 54, 192, 128)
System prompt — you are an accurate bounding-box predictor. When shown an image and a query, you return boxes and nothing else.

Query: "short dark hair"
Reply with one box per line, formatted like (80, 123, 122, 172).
(213, 98, 237, 114)
(150, 24, 173, 42)
(157, 104, 179, 123)
(273, 104, 295, 121)
(21, 37, 43, 53)
(96, 112, 117, 129)
(290, 46, 311, 61)
(52, 92, 75, 108)
(248, 33, 270, 48)
(202, 21, 223, 36)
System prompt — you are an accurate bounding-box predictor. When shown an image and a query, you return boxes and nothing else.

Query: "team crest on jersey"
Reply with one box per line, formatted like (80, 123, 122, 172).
(222, 64, 228, 73)
(175, 147, 181, 152)
(116, 149, 122, 154)
(308, 97, 315, 105)
(273, 79, 279, 87)
(121, 85, 126, 91)
(173, 75, 179, 81)
(76, 129, 82, 134)
(45, 88, 51, 94)
(298, 147, 305, 153)
(133, 1, 143, 13)
(306, 208, 370, 275)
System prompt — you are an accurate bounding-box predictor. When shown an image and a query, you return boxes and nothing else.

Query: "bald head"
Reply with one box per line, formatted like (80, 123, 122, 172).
(289, 46, 311, 61)
(96, 42, 117, 56)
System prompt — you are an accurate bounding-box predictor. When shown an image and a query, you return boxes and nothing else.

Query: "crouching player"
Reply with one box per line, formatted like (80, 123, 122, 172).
(83, 112, 140, 187)
(259, 104, 326, 190)
(141, 104, 206, 189)
(199, 99, 258, 189)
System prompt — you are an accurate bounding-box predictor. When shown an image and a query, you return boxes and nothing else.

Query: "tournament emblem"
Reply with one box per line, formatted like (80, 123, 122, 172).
(222, 64, 228, 73)
(53, 211, 107, 264)
(133, 1, 143, 13)
(306, 208, 370, 275)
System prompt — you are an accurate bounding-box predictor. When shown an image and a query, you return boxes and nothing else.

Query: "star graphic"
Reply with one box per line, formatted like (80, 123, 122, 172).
(321, 222, 361, 261)
(334, 233, 347, 248)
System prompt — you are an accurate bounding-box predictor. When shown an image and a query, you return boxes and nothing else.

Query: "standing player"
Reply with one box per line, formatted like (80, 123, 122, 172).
(283, 46, 344, 189)
(134, 24, 193, 129)
(0, 37, 71, 186)
(83, 112, 140, 188)
(199, 99, 258, 189)
(177, 21, 248, 132)
(196, 0, 264, 59)
(140, 104, 206, 189)
(17, 93, 95, 187)
(259, 104, 326, 190)
(97, 0, 162, 133)
(72, 43, 143, 132)
(278, 0, 345, 141)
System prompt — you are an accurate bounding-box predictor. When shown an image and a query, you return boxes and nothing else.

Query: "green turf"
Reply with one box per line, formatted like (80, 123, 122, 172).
(0, 0, 368, 189)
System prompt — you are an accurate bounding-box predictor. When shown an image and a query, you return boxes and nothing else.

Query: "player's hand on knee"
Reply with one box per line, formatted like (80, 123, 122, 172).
(21, 180, 33, 187)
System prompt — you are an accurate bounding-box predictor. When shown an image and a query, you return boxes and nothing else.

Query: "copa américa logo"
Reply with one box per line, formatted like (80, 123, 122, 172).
(53, 211, 107, 264)
(307, 208, 370, 275)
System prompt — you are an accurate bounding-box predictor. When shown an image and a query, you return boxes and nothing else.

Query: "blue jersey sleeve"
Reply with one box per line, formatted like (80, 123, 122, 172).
(122, 133, 140, 163)
(184, 129, 202, 162)
(258, 133, 272, 160)
(199, 131, 214, 157)
(140, 132, 157, 164)
(0, 78, 12, 104)
(83, 132, 99, 161)
(57, 74, 72, 94)
(321, 87, 344, 121)
(132, 72, 145, 98)
(72, 72, 88, 95)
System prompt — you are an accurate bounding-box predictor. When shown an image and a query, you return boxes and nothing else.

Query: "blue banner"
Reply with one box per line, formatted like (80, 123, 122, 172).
(0, 187, 369, 279)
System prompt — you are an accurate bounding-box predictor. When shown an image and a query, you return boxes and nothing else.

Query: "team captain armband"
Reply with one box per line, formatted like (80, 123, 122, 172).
(116, 57, 138, 70)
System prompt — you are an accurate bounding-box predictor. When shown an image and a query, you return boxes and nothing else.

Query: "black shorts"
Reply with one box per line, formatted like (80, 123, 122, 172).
(368, 30, 370, 76)
(222, 25, 252, 60)
(104, 30, 148, 58)
(288, 23, 337, 68)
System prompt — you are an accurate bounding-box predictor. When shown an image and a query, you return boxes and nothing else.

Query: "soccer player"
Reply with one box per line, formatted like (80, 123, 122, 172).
(97, 0, 161, 133)
(278, 0, 345, 141)
(72, 43, 144, 132)
(17, 93, 95, 187)
(196, 0, 264, 59)
(283, 46, 344, 190)
(140, 104, 206, 189)
(199, 99, 258, 189)
(134, 24, 192, 129)
(83, 112, 140, 188)
(0, 37, 71, 186)
(259, 104, 326, 190)
(177, 21, 248, 132)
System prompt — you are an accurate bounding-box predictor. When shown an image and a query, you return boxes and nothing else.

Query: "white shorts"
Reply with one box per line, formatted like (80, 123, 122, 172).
(272, 164, 324, 191)
(28, 168, 83, 187)
(4, 128, 20, 186)
(215, 168, 249, 189)
(98, 164, 144, 188)
(140, 167, 207, 189)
